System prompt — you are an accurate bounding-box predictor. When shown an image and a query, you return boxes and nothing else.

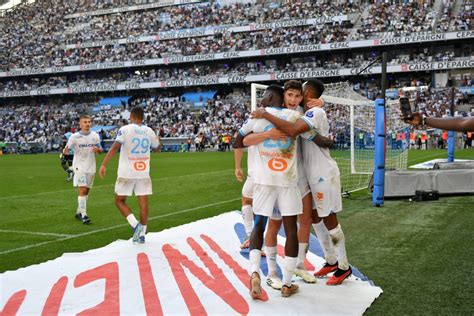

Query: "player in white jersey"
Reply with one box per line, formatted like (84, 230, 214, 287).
(63, 115, 102, 224)
(245, 81, 329, 289)
(238, 85, 302, 299)
(99, 107, 160, 244)
(252, 80, 352, 286)
(234, 132, 286, 249)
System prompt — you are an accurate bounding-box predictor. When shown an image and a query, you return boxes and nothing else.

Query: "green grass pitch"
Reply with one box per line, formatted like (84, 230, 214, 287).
(0, 149, 473, 314)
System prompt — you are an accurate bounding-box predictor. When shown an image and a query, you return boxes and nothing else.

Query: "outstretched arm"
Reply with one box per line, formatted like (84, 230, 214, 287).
(403, 113, 474, 132)
(251, 109, 310, 138)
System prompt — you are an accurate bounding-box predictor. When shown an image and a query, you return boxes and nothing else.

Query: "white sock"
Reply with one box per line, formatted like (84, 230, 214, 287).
(77, 196, 87, 216)
(265, 246, 278, 276)
(242, 205, 253, 237)
(126, 214, 139, 228)
(141, 225, 147, 237)
(313, 222, 337, 265)
(296, 243, 308, 269)
(329, 224, 349, 270)
(249, 249, 261, 275)
(282, 256, 297, 286)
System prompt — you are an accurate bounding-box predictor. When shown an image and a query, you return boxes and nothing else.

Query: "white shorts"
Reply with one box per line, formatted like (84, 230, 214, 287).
(242, 176, 254, 199)
(74, 173, 95, 188)
(115, 177, 152, 196)
(298, 180, 311, 198)
(309, 176, 342, 218)
(253, 184, 302, 218)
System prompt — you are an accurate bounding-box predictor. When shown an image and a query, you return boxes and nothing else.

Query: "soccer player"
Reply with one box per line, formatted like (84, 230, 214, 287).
(245, 81, 329, 288)
(252, 80, 353, 285)
(233, 132, 284, 249)
(99, 107, 160, 244)
(237, 85, 302, 299)
(63, 115, 102, 224)
(61, 132, 74, 181)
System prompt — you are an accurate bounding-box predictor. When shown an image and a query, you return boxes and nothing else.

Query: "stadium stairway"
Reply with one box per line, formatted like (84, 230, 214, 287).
(348, 5, 369, 40)
(432, 0, 446, 29)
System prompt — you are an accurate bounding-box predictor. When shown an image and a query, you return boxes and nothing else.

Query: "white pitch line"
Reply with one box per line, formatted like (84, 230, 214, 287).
(0, 169, 233, 201)
(0, 197, 241, 256)
(0, 229, 73, 237)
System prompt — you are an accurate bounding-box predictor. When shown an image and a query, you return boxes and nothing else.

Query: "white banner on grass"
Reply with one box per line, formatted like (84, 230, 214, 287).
(1, 59, 473, 98)
(0, 212, 382, 315)
(1, 31, 472, 79)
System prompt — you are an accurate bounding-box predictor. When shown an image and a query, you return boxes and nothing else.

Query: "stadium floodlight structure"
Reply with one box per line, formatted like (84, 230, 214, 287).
(250, 80, 409, 197)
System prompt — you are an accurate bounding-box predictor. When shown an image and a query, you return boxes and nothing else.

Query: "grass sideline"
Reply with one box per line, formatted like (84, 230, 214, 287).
(0, 149, 473, 314)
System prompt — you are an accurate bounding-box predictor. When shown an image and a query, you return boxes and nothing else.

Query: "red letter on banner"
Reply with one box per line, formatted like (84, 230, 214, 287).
(137, 253, 163, 316)
(73, 262, 119, 316)
(200, 234, 269, 301)
(163, 237, 249, 315)
(41, 276, 68, 316)
(0, 290, 27, 316)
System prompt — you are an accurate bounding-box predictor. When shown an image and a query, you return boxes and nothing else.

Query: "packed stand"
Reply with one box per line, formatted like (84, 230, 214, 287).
(0, 91, 250, 152)
(452, 1, 472, 31)
(1, 0, 360, 70)
(354, 1, 436, 40)
(2, 44, 471, 93)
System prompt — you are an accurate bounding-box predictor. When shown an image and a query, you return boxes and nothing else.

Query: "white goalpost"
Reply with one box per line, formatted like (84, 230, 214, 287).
(250, 82, 409, 194)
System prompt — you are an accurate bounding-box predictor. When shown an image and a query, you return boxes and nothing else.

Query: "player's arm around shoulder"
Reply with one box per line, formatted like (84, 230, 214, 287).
(243, 129, 287, 146)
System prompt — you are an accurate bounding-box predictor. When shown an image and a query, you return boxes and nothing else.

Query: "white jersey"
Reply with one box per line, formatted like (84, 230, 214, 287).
(294, 106, 307, 187)
(66, 131, 101, 174)
(300, 107, 340, 182)
(115, 124, 160, 179)
(247, 146, 256, 178)
(239, 107, 301, 187)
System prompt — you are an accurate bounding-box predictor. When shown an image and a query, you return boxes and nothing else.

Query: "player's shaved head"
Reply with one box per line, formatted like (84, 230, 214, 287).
(130, 106, 144, 122)
(260, 85, 284, 108)
(79, 114, 91, 121)
(303, 80, 325, 98)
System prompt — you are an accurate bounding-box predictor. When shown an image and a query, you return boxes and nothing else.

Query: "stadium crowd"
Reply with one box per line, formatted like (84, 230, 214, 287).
(0, 91, 248, 153)
(354, 1, 436, 40)
(1, 0, 471, 70)
(1, 83, 472, 153)
(2, 44, 471, 93)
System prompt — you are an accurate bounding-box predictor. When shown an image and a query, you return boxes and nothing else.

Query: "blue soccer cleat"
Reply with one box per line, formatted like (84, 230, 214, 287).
(132, 223, 143, 243)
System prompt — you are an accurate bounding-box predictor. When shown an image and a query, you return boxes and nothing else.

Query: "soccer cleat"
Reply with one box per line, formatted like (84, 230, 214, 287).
(314, 262, 338, 277)
(82, 215, 91, 225)
(249, 272, 262, 300)
(326, 267, 352, 286)
(75, 213, 83, 221)
(294, 267, 317, 283)
(240, 237, 250, 249)
(281, 283, 299, 297)
(266, 274, 283, 290)
(132, 223, 143, 243)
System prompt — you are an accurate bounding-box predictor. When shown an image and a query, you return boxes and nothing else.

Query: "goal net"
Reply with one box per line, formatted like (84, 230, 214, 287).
(250, 82, 409, 194)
